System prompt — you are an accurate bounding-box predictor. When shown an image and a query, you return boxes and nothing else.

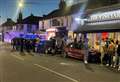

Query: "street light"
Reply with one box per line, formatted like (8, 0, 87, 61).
(19, 2, 23, 8)
(18, 0, 24, 9)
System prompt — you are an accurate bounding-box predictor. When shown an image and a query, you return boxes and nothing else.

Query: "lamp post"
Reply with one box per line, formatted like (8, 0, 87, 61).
(18, 0, 24, 31)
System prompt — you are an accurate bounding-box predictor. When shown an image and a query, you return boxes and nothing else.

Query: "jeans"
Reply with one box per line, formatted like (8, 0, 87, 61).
(106, 55, 112, 66)
(117, 56, 120, 66)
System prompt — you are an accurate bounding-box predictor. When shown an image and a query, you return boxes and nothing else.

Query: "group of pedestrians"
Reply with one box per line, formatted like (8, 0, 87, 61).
(11, 36, 120, 71)
(11, 37, 40, 53)
(101, 39, 120, 71)
(66, 36, 120, 71)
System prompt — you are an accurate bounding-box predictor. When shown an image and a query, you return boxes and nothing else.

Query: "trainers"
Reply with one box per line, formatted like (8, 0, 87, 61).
(84, 60, 88, 64)
(106, 64, 109, 66)
(118, 68, 120, 71)
(118, 67, 120, 71)
(110, 65, 113, 67)
(113, 65, 116, 68)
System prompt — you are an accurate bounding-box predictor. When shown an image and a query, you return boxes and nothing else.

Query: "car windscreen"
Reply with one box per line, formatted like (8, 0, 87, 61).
(68, 43, 84, 49)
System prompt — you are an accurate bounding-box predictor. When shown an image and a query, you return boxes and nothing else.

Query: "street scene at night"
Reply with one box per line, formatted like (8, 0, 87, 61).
(0, 0, 120, 82)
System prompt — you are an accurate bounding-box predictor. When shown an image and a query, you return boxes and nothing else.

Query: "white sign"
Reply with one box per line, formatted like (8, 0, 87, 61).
(89, 9, 120, 21)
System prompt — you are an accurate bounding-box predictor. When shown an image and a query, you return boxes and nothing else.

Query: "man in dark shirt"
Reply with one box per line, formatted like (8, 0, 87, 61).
(20, 38, 24, 52)
(117, 44, 120, 71)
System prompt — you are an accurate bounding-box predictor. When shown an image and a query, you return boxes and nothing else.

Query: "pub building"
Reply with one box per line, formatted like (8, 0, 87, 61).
(39, 0, 84, 40)
(39, 0, 120, 41)
(75, 4, 120, 51)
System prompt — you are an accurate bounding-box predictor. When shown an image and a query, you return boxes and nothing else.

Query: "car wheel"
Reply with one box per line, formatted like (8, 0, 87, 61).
(62, 52, 68, 58)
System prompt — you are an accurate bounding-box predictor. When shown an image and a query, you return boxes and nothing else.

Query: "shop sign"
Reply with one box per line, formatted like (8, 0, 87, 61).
(89, 9, 120, 21)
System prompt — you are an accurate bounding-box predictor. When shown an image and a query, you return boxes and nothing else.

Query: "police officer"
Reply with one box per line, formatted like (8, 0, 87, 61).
(20, 38, 24, 52)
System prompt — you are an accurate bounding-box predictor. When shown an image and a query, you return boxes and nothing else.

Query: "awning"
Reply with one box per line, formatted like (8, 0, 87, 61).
(75, 22, 120, 33)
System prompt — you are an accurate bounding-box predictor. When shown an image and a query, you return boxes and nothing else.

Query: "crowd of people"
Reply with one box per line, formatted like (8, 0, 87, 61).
(11, 37, 40, 53)
(11, 36, 120, 71)
(66, 36, 120, 71)
(100, 38, 120, 71)
(11, 36, 65, 54)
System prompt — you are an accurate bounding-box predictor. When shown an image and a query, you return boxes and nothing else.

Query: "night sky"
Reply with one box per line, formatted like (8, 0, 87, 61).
(0, 0, 60, 23)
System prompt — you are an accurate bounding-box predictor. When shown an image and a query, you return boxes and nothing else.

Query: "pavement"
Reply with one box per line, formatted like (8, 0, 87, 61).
(0, 43, 119, 82)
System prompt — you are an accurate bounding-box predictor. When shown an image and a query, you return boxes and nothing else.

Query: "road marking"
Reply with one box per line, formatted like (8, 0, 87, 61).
(11, 55, 24, 61)
(34, 64, 79, 82)
(60, 62, 73, 66)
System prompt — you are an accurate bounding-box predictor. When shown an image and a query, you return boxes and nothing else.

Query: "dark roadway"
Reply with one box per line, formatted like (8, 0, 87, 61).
(0, 43, 120, 82)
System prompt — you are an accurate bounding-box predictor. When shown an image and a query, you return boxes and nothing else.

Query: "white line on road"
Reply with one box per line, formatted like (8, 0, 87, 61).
(11, 55, 24, 61)
(34, 64, 79, 82)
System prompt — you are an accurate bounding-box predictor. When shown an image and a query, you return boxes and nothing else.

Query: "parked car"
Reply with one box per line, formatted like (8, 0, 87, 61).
(62, 43, 84, 60)
(44, 40, 55, 54)
(62, 43, 101, 63)
(43, 39, 63, 55)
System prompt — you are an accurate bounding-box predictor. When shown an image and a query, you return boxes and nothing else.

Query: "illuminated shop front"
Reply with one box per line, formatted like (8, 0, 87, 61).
(75, 8, 120, 50)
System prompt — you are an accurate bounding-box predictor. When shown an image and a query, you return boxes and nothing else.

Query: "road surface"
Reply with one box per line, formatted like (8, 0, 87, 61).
(0, 43, 119, 82)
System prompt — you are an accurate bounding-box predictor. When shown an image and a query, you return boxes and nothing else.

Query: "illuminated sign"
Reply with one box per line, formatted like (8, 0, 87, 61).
(46, 28, 58, 32)
(89, 9, 120, 22)
(88, 20, 120, 25)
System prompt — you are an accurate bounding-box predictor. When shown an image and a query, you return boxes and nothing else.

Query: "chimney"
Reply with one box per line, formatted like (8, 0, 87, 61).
(7, 18, 11, 21)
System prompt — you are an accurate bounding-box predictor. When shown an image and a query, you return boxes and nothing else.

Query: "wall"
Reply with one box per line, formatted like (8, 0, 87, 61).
(39, 16, 69, 30)
(43, 19, 51, 29)
(39, 21, 43, 30)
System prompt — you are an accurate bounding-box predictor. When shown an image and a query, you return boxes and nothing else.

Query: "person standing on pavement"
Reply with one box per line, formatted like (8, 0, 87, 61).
(100, 39, 106, 64)
(20, 38, 24, 52)
(113, 40, 119, 68)
(11, 38, 16, 51)
(35, 37, 40, 53)
(83, 36, 89, 64)
(117, 42, 120, 71)
(26, 39, 31, 53)
(107, 40, 115, 67)
(50, 37, 56, 55)
(32, 39, 36, 52)
(66, 36, 73, 45)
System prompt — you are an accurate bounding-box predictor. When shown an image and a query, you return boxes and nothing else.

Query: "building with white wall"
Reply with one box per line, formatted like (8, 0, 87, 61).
(39, 0, 83, 39)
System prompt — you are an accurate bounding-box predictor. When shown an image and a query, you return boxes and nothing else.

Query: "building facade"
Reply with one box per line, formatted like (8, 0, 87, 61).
(38, 0, 120, 41)
(76, 4, 120, 49)
(1, 18, 16, 42)
(39, 0, 83, 39)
